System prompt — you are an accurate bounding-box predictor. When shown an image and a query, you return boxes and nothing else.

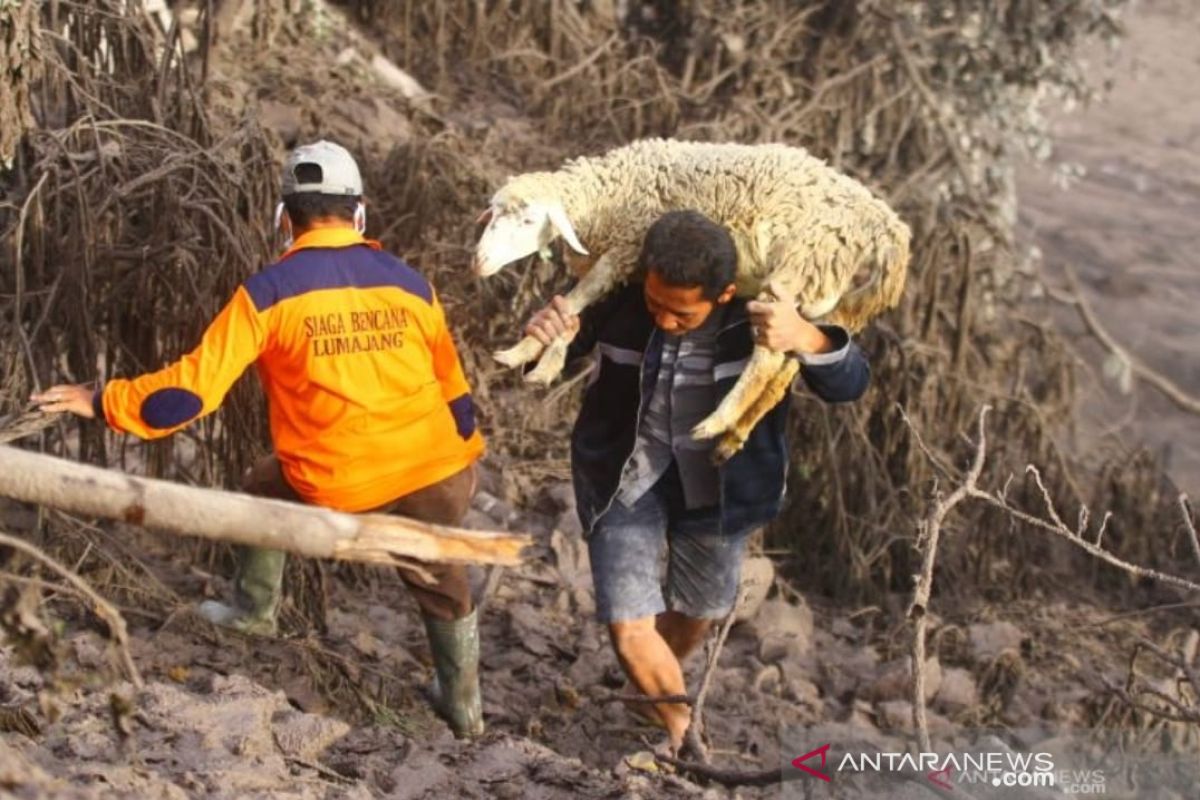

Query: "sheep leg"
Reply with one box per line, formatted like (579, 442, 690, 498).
(499, 251, 625, 383)
(524, 337, 570, 385)
(494, 336, 547, 369)
(712, 359, 800, 464)
(691, 345, 787, 441)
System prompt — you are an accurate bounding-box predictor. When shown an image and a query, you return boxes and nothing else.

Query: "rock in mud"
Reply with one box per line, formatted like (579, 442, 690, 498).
(867, 656, 941, 704)
(272, 708, 351, 761)
(751, 598, 813, 663)
(734, 555, 775, 623)
(967, 621, 1026, 663)
(933, 667, 979, 715)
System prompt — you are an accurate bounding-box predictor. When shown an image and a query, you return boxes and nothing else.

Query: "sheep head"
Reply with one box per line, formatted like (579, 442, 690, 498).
(474, 195, 588, 277)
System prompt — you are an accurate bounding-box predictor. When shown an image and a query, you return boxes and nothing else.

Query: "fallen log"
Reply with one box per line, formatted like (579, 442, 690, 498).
(0, 445, 529, 567)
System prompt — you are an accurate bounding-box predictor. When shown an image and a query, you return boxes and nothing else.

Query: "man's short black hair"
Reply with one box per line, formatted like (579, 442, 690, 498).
(638, 210, 737, 300)
(283, 163, 360, 229)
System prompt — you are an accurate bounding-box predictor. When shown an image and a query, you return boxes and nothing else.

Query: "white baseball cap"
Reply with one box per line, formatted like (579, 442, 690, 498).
(282, 140, 363, 196)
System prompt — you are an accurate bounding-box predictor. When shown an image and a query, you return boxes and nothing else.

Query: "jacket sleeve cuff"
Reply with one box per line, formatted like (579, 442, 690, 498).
(794, 324, 851, 366)
(91, 386, 108, 426)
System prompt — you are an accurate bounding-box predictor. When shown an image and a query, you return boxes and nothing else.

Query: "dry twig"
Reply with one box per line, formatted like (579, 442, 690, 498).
(1054, 264, 1200, 417)
(0, 529, 142, 688)
(680, 601, 741, 763)
(906, 405, 992, 752)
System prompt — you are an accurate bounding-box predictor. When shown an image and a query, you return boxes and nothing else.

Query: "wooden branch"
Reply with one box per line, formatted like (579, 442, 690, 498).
(1135, 637, 1200, 713)
(1103, 679, 1200, 725)
(0, 446, 530, 568)
(901, 403, 1200, 747)
(890, 23, 979, 203)
(656, 757, 781, 787)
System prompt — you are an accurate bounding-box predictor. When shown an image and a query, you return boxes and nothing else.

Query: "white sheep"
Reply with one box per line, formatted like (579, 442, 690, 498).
(474, 138, 910, 460)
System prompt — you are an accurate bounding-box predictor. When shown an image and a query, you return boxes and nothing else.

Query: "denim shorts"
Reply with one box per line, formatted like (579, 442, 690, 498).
(587, 463, 752, 623)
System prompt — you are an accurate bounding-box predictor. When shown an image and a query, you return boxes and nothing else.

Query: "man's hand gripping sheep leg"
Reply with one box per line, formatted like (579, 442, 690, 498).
(493, 251, 623, 384)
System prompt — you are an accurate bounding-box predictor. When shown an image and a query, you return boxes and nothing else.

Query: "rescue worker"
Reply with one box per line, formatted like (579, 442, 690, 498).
(523, 210, 870, 752)
(32, 140, 487, 737)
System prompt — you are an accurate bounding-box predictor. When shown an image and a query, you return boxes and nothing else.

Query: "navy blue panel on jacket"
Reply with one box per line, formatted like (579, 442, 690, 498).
(567, 283, 870, 537)
(245, 245, 434, 311)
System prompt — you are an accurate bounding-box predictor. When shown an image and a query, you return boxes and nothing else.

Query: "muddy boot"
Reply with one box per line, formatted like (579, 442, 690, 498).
(197, 546, 285, 636)
(422, 608, 484, 738)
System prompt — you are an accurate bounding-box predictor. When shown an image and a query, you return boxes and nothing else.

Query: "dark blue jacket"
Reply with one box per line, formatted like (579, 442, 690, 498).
(568, 283, 870, 536)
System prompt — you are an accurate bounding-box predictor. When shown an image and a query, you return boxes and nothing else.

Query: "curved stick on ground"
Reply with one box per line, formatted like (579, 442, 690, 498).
(0, 529, 142, 688)
(1054, 264, 1200, 417)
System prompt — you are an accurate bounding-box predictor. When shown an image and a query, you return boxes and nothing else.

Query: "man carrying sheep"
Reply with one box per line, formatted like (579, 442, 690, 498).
(523, 209, 870, 753)
(32, 141, 489, 738)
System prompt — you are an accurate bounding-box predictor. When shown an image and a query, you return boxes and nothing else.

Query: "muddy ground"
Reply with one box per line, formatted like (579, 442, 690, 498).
(1016, 0, 1200, 496)
(3, 1, 1200, 798)
(3, 458, 1198, 799)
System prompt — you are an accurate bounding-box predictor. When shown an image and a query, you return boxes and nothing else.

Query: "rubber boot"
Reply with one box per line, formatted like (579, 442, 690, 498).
(422, 608, 484, 738)
(197, 546, 286, 636)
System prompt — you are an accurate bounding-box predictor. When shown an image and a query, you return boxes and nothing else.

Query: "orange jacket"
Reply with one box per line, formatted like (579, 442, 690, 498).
(98, 228, 484, 512)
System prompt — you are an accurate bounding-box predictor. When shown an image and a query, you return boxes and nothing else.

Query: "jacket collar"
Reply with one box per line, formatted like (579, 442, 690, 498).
(717, 297, 750, 333)
(281, 227, 382, 259)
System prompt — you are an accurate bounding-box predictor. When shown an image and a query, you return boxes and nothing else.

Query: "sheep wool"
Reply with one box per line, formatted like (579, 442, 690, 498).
(486, 138, 911, 332)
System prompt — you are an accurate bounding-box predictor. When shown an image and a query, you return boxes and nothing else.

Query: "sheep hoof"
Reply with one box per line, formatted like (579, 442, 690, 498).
(494, 339, 543, 368)
(712, 432, 746, 464)
(493, 348, 528, 368)
(523, 338, 568, 385)
(691, 415, 730, 441)
(524, 360, 563, 385)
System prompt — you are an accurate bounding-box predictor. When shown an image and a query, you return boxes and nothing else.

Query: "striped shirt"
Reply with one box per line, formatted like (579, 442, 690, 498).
(616, 313, 721, 510)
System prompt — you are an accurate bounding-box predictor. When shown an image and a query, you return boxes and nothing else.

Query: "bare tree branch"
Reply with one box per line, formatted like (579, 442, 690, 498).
(906, 405, 991, 752)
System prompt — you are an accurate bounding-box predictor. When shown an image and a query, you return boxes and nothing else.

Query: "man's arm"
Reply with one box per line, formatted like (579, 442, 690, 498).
(793, 325, 870, 402)
(33, 286, 270, 437)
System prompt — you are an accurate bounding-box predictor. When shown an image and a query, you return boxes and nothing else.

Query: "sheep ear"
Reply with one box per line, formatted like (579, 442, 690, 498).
(475, 207, 494, 226)
(547, 204, 588, 255)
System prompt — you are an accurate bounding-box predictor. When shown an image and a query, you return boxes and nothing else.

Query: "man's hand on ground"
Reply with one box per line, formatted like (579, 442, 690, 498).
(746, 298, 831, 355)
(30, 384, 96, 419)
(525, 295, 580, 345)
